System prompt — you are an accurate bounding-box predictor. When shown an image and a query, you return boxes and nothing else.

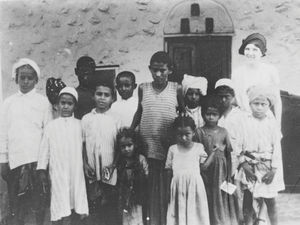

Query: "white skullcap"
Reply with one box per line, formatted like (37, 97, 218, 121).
(215, 78, 235, 90)
(59, 87, 78, 102)
(247, 85, 276, 106)
(12, 58, 41, 80)
(182, 74, 208, 96)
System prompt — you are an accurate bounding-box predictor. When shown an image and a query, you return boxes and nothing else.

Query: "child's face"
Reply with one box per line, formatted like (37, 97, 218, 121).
(57, 94, 76, 117)
(250, 97, 270, 119)
(185, 88, 201, 109)
(119, 137, 135, 158)
(149, 62, 171, 87)
(17, 66, 37, 94)
(217, 92, 234, 110)
(176, 126, 195, 147)
(203, 107, 220, 126)
(116, 76, 136, 100)
(244, 43, 263, 61)
(94, 86, 114, 112)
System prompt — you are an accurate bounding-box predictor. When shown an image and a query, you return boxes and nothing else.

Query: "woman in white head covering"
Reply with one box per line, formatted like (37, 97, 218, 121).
(182, 74, 207, 128)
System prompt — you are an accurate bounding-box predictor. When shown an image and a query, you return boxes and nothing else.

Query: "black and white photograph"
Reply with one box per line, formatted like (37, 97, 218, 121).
(0, 0, 300, 225)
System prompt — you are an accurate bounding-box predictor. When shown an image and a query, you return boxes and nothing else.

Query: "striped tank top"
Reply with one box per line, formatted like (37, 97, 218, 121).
(140, 82, 178, 160)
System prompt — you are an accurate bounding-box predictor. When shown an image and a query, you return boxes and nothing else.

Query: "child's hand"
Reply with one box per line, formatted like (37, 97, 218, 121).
(0, 163, 9, 181)
(241, 162, 257, 182)
(103, 165, 115, 181)
(262, 169, 276, 184)
(213, 144, 225, 152)
(84, 162, 95, 180)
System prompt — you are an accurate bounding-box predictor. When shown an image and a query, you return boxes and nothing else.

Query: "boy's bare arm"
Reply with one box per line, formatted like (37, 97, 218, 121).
(176, 84, 185, 114)
(130, 84, 143, 130)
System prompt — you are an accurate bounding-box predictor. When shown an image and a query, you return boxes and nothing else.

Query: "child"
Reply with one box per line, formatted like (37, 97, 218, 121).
(214, 78, 249, 224)
(130, 51, 185, 225)
(236, 86, 284, 225)
(195, 96, 238, 225)
(182, 74, 207, 128)
(165, 116, 211, 225)
(0, 58, 49, 225)
(82, 78, 121, 225)
(232, 33, 282, 126)
(116, 128, 148, 225)
(46, 77, 66, 120)
(74, 56, 96, 119)
(111, 71, 138, 127)
(37, 87, 88, 224)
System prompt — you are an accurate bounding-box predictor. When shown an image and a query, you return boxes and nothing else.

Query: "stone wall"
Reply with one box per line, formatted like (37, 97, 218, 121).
(1, 0, 300, 97)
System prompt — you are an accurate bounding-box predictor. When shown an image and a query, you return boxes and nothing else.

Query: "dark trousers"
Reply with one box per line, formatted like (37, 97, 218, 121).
(6, 163, 46, 225)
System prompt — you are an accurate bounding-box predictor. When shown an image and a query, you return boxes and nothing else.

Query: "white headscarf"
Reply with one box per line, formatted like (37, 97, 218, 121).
(182, 74, 208, 96)
(12, 58, 41, 80)
(215, 78, 235, 91)
(247, 85, 276, 106)
(59, 87, 78, 102)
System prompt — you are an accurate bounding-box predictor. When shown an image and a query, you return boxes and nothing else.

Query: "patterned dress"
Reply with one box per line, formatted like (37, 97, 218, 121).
(165, 143, 210, 225)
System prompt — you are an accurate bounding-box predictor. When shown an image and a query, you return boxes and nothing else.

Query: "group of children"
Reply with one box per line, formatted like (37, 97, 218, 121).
(0, 32, 284, 225)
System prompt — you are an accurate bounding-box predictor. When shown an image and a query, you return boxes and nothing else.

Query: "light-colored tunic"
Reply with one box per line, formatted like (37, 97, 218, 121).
(232, 62, 282, 125)
(185, 106, 204, 128)
(82, 108, 121, 185)
(111, 96, 138, 127)
(237, 114, 285, 198)
(0, 88, 49, 169)
(140, 82, 178, 160)
(37, 117, 88, 221)
(165, 143, 210, 225)
(218, 107, 247, 176)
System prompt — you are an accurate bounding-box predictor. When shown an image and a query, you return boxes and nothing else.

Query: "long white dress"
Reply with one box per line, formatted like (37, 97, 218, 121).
(37, 117, 88, 221)
(165, 143, 210, 225)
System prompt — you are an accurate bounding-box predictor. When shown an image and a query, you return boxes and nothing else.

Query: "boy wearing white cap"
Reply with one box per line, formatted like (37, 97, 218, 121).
(37, 87, 88, 224)
(182, 74, 207, 128)
(0, 58, 49, 225)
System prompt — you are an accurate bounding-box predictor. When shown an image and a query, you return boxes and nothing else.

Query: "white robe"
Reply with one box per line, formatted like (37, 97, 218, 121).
(37, 117, 88, 221)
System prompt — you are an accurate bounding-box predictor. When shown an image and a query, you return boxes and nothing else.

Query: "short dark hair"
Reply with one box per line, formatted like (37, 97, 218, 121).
(94, 79, 117, 100)
(150, 51, 173, 69)
(116, 71, 136, 85)
(214, 85, 235, 97)
(201, 95, 223, 117)
(173, 115, 196, 131)
(76, 56, 96, 69)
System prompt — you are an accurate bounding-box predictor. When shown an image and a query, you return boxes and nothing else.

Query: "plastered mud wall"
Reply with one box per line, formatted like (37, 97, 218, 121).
(1, 0, 300, 97)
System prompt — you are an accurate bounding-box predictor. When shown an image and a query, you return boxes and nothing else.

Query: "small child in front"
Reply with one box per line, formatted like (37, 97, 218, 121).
(195, 96, 238, 225)
(82, 79, 121, 225)
(182, 74, 207, 128)
(111, 71, 138, 127)
(116, 128, 148, 225)
(131, 51, 184, 225)
(0, 58, 49, 225)
(165, 116, 211, 225)
(236, 86, 284, 225)
(37, 87, 88, 224)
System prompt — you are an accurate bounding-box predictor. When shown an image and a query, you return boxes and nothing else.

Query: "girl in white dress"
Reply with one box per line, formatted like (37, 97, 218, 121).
(165, 116, 214, 225)
(37, 87, 88, 224)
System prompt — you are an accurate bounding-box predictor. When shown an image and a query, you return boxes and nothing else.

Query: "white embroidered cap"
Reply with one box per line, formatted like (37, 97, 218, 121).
(12, 58, 41, 80)
(59, 87, 78, 102)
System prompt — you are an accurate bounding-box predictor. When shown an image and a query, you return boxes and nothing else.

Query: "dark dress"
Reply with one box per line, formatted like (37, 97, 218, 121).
(196, 126, 238, 225)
